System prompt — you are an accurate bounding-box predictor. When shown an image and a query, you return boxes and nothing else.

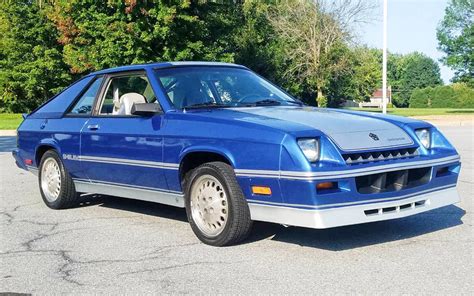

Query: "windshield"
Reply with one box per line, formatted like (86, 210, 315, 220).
(154, 66, 301, 109)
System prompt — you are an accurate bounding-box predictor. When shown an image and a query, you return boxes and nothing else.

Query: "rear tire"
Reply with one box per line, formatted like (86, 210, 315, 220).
(38, 150, 78, 209)
(185, 162, 252, 246)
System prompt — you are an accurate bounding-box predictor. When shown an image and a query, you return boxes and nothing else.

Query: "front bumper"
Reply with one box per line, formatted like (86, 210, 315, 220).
(239, 154, 461, 228)
(249, 186, 459, 228)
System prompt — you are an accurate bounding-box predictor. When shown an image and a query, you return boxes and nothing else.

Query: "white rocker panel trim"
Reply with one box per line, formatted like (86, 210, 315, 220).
(26, 165, 38, 176)
(74, 180, 184, 208)
(248, 186, 460, 229)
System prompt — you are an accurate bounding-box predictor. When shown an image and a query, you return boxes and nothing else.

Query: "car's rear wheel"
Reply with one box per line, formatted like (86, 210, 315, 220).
(185, 162, 252, 246)
(38, 150, 78, 209)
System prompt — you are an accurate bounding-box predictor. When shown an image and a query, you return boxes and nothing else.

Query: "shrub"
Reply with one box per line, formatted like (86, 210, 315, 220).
(409, 84, 474, 108)
(409, 87, 432, 108)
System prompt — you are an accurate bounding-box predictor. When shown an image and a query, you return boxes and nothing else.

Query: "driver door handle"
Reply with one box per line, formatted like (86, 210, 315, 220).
(87, 124, 100, 131)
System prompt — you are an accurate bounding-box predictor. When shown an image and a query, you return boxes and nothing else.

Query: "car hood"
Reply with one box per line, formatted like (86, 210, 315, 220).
(195, 106, 414, 151)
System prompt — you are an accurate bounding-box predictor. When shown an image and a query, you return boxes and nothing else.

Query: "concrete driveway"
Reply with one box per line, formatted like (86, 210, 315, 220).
(1, 126, 472, 294)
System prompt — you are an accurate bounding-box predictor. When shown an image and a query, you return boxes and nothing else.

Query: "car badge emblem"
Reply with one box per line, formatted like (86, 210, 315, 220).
(369, 133, 379, 141)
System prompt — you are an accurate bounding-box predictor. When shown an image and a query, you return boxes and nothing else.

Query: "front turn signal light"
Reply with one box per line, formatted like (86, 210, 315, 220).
(316, 182, 335, 190)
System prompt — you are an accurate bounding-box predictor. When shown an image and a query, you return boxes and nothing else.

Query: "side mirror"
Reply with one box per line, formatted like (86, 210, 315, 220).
(131, 103, 162, 116)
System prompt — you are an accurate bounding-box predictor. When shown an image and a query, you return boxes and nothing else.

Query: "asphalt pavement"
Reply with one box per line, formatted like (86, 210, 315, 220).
(1, 126, 472, 294)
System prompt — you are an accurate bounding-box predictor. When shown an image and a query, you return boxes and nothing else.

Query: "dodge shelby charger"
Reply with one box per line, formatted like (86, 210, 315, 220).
(13, 62, 461, 246)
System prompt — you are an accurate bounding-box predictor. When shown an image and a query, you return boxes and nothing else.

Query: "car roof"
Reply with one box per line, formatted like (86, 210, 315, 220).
(89, 61, 249, 76)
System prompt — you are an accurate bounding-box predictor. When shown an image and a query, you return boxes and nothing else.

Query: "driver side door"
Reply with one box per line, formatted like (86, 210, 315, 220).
(78, 71, 181, 206)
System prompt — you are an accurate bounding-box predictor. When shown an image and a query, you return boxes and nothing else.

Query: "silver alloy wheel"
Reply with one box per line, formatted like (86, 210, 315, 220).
(40, 157, 62, 202)
(190, 175, 229, 237)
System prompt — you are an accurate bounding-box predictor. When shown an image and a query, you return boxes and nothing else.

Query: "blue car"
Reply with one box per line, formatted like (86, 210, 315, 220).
(12, 62, 461, 246)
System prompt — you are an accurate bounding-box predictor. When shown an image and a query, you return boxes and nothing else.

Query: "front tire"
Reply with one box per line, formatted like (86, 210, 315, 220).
(38, 150, 78, 209)
(185, 162, 252, 246)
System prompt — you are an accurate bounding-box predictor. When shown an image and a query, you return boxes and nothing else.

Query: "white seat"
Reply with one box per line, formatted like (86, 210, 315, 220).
(113, 93, 146, 115)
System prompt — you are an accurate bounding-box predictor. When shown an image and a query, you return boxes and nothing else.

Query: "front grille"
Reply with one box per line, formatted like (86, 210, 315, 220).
(356, 167, 431, 194)
(342, 148, 419, 165)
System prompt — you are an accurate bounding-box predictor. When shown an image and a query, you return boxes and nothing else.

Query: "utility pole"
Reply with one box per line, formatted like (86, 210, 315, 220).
(382, 0, 388, 114)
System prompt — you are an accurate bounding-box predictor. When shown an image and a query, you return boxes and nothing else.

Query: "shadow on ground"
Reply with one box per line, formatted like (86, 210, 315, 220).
(77, 194, 465, 251)
(78, 194, 188, 223)
(0, 136, 16, 152)
(251, 205, 465, 250)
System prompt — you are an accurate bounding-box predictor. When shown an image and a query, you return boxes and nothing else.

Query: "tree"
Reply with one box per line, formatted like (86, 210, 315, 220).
(437, 0, 474, 86)
(327, 47, 380, 106)
(397, 52, 443, 107)
(234, 1, 275, 77)
(267, 0, 375, 107)
(0, 1, 71, 113)
(371, 51, 443, 107)
(47, 0, 240, 74)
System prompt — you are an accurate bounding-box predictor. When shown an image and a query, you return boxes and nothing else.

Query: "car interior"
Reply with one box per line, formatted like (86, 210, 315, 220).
(99, 75, 157, 115)
(159, 73, 240, 108)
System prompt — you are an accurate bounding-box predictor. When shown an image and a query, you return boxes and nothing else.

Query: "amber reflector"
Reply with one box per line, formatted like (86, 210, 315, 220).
(252, 186, 272, 195)
(316, 182, 335, 190)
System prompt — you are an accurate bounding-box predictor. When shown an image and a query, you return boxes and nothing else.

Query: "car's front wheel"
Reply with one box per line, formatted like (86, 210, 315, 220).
(38, 150, 78, 209)
(185, 162, 252, 246)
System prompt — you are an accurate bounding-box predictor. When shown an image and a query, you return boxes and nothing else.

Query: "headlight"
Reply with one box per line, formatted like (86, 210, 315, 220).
(297, 138, 320, 162)
(415, 128, 431, 149)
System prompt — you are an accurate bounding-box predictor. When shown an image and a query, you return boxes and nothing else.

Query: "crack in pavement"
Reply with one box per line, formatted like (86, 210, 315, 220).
(1, 217, 208, 287)
(117, 260, 236, 276)
(57, 250, 84, 286)
(0, 206, 146, 286)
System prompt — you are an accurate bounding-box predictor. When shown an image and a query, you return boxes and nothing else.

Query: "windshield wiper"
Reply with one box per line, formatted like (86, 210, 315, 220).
(242, 99, 305, 107)
(184, 101, 227, 109)
(285, 99, 306, 106)
(252, 99, 282, 106)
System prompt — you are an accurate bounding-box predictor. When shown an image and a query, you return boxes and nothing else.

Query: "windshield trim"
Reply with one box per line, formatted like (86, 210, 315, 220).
(153, 66, 303, 111)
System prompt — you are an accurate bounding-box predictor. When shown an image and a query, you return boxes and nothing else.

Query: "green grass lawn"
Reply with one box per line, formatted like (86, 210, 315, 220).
(345, 108, 474, 117)
(0, 108, 473, 130)
(0, 113, 23, 130)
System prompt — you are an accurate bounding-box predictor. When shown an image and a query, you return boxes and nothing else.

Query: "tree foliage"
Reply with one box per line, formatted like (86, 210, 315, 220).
(267, 0, 375, 107)
(437, 0, 474, 86)
(369, 51, 443, 107)
(0, 0, 468, 113)
(397, 52, 443, 107)
(0, 1, 71, 112)
(47, 0, 238, 74)
(327, 47, 380, 106)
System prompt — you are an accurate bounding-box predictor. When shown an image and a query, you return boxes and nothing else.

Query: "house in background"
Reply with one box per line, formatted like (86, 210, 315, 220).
(342, 87, 392, 108)
(359, 87, 392, 108)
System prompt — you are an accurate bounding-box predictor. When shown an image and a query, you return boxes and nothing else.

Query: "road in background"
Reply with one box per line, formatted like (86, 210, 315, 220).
(1, 126, 472, 294)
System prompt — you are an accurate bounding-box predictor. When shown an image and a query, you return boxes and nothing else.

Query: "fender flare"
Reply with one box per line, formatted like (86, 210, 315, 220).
(178, 146, 236, 168)
(35, 139, 62, 165)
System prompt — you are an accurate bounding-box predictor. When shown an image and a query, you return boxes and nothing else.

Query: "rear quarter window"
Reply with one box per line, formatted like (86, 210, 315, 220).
(28, 76, 95, 119)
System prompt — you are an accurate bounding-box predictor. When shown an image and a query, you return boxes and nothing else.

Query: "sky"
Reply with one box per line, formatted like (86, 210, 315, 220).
(355, 0, 454, 84)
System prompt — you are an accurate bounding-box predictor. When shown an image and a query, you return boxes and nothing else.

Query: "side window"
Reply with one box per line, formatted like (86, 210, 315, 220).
(69, 77, 103, 115)
(99, 74, 156, 115)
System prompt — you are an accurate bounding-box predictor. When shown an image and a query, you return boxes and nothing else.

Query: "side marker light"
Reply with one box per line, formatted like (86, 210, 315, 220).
(252, 186, 272, 195)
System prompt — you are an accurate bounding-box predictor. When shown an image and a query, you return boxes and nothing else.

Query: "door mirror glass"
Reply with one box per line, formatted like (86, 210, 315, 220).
(131, 103, 162, 116)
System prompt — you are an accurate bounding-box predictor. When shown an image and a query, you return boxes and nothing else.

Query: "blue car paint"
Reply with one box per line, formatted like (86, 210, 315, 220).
(13, 62, 460, 225)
